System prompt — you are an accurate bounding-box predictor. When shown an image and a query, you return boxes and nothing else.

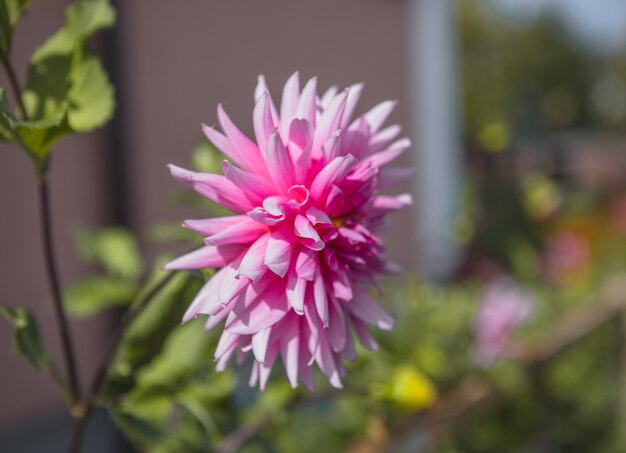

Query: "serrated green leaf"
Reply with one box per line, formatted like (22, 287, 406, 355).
(67, 53, 114, 131)
(63, 277, 136, 318)
(0, 305, 50, 371)
(77, 227, 143, 281)
(0, 0, 32, 55)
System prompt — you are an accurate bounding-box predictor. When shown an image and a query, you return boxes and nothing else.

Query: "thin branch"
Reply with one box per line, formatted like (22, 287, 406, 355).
(68, 270, 178, 453)
(38, 176, 81, 405)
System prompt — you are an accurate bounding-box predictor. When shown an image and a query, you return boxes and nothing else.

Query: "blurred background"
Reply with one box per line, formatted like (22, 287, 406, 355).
(2, 0, 626, 451)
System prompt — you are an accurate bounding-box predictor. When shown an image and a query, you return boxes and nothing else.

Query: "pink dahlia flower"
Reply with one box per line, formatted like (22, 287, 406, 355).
(166, 73, 412, 390)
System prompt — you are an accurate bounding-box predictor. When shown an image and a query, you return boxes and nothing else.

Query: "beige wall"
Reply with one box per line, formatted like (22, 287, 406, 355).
(0, 0, 413, 426)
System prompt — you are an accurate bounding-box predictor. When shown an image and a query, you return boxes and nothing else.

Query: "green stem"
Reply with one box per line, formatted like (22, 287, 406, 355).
(1, 55, 28, 120)
(38, 175, 81, 405)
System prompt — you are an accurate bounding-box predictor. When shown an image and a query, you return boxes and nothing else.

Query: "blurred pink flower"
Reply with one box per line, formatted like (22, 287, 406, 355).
(473, 277, 534, 367)
(166, 73, 412, 390)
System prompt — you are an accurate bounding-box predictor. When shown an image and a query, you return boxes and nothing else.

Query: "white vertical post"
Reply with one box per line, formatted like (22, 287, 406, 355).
(408, 0, 462, 281)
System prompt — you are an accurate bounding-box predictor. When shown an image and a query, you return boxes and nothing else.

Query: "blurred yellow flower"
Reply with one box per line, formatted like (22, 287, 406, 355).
(387, 366, 437, 411)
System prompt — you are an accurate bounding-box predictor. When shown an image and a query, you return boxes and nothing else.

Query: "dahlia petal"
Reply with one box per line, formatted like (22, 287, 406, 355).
(313, 88, 348, 158)
(222, 161, 274, 204)
(378, 167, 414, 189)
(319, 85, 338, 108)
(294, 214, 325, 251)
(252, 327, 272, 363)
(253, 92, 276, 155)
(168, 164, 254, 213)
(238, 233, 270, 282)
(341, 82, 364, 129)
(325, 185, 345, 216)
(361, 100, 397, 134)
(266, 130, 294, 192)
(216, 105, 266, 173)
(259, 344, 279, 390)
(288, 118, 314, 182)
(295, 247, 318, 281)
(305, 206, 332, 226)
(254, 75, 280, 125)
(348, 286, 395, 330)
(247, 207, 285, 226)
(368, 124, 402, 154)
(372, 194, 413, 212)
(249, 361, 260, 387)
(215, 331, 241, 359)
(280, 317, 300, 388)
(163, 244, 245, 270)
(297, 77, 318, 126)
(201, 124, 246, 170)
(327, 297, 346, 353)
(350, 316, 379, 351)
(204, 217, 268, 246)
(280, 71, 300, 135)
(265, 225, 295, 277)
(226, 286, 289, 335)
(315, 335, 342, 389)
(287, 185, 310, 207)
(313, 271, 328, 326)
(184, 265, 234, 320)
(286, 274, 307, 314)
(309, 154, 357, 202)
(341, 325, 358, 361)
(367, 137, 411, 168)
(331, 266, 353, 301)
(298, 343, 315, 391)
(182, 215, 248, 236)
(322, 131, 342, 163)
(342, 117, 371, 159)
(303, 300, 321, 363)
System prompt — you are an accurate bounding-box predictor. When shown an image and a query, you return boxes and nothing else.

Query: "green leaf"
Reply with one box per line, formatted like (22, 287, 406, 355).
(63, 277, 136, 318)
(67, 53, 114, 131)
(77, 227, 143, 281)
(66, 0, 116, 41)
(0, 0, 32, 55)
(0, 305, 50, 371)
(10, 0, 116, 161)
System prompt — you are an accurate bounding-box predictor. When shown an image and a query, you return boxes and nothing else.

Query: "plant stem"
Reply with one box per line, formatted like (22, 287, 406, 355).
(38, 177, 81, 405)
(68, 270, 178, 453)
(1, 55, 28, 120)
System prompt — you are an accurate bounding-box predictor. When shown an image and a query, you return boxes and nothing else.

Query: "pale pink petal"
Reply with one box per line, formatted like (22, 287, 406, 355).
(378, 167, 414, 189)
(204, 217, 268, 246)
(313, 88, 348, 157)
(313, 271, 328, 326)
(340, 82, 364, 129)
(368, 124, 401, 154)
(252, 327, 272, 363)
(253, 92, 276, 155)
(359, 100, 397, 134)
(295, 247, 318, 281)
(182, 215, 247, 236)
(266, 130, 294, 192)
(294, 214, 325, 251)
(264, 225, 295, 277)
(280, 71, 300, 135)
(163, 244, 245, 270)
(222, 161, 275, 204)
(286, 273, 307, 314)
(280, 316, 300, 388)
(289, 118, 314, 182)
(309, 155, 357, 202)
(216, 105, 266, 173)
(296, 77, 318, 127)
(254, 75, 280, 125)
(237, 233, 270, 282)
(347, 286, 394, 330)
(306, 206, 332, 226)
